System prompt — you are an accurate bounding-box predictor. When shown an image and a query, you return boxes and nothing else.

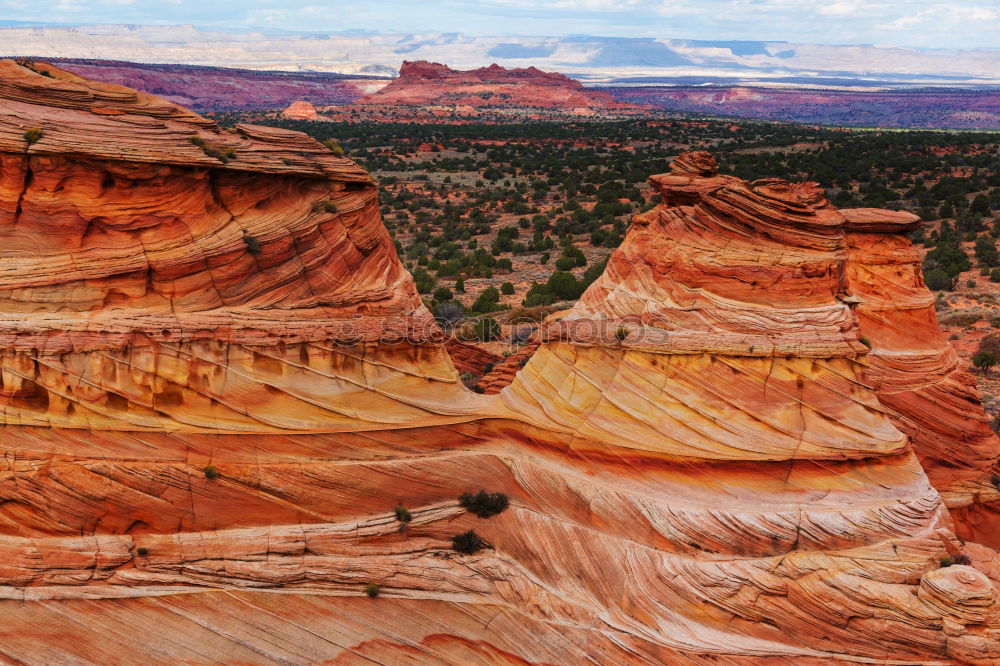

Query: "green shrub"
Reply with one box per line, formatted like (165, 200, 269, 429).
(859, 336, 872, 348)
(500, 282, 514, 295)
(973, 351, 996, 372)
(395, 505, 412, 524)
(459, 490, 509, 518)
(452, 530, 486, 555)
(940, 554, 971, 567)
(136, 547, 149, 557)
(203, 464, 220, 480)
(364, 583, 380, 598)
(323, 201, 338, 213)
(243, 235, 262, 254)
(322, 139, 345, 156)
(615, 327, 628, 342)
(23, 128, 43, 144)
(473, 317, 501, 342)
(924, 268, 953, 291)
(990, 268, 1000, 283)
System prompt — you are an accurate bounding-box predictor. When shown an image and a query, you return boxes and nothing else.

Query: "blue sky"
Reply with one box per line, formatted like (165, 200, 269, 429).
(1, 0, 998, 49)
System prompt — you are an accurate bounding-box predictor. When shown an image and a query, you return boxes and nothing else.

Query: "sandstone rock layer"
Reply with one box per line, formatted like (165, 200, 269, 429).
(355, 60, 639, 116)
(0, 65, 997, 665)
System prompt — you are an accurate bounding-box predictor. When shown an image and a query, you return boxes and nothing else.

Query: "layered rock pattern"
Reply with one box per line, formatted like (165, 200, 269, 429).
(0, 64, 997, 664)
(0, 58, 482, 434)
(355, 60, 639, 116)
(843, 209, 1000, 546)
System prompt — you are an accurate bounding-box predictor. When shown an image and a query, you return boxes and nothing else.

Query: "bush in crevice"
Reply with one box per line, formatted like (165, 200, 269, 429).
(452, 530, 487, 555)
(203, 464, 220, 480)
(940, 554, 972, 567)
(322, 139, 345, 156)
(364, 583, 380, 598)
(136, 547, 149, 557)
(459, 490, 509, 518)
(395, 505, 412, 524)
(23, 128, 43, 144)
(243, 234, 262, 254)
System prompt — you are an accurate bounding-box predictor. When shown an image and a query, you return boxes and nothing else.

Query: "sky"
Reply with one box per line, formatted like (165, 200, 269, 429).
(0, 0, 998, 49)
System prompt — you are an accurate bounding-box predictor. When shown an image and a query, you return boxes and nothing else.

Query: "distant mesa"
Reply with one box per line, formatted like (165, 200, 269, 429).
(351, 60, 644, 117)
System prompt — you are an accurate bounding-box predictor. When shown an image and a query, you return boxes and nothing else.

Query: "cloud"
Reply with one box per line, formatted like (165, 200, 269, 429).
(0, 0, 997, 49)
(816, 1, 864, 17)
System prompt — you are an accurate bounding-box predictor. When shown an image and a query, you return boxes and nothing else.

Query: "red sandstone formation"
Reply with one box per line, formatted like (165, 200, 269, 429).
(477, 340, 539, 394)
(443, 338, 500, 376)
(0, 63, 998, 664)
(355, 60, 640, 116)
(280, 99, 319, 120)
(843, 208, 1000, 545)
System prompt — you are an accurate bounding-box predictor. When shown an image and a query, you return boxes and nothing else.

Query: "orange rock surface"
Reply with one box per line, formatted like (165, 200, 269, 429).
(0, 63, 998, 664)
(443, 337, 500, 376)
(477, 340, 539, 394)
(280, 99, 319, 120)
(843, 209, 1000, 546)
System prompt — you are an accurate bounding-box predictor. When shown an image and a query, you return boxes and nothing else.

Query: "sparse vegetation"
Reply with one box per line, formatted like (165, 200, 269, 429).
(459, 490, 509, 518)
(23, 128, 43, 144)
(136, 547, 149, 557)
(395, 505, 412, 524)
(189, 135, 236, 162)
(473, 316, 501, 342)
(322, 138, 345, 156)
(452, 529, 487, 555)
(973, 351, 997, 373)
(364, 582, 380, 598)
(203, 464, 220, 480)
(243, 234, 262, 254)
(859, 336, 872, 348)
(615, 327, 628, 342)
(940, 554, 972, 567)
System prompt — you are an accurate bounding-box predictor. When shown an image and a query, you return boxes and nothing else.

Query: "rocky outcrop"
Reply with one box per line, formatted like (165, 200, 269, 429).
(355, 60, 640, 116)
(843, 208, 1000, 546)
(0, 63, 998, 664)
(496, 150, 1000, 662)
(443, 338, 500, 376)
(477, 340, 539, 394)
(0, 58, 481, 432)
(280, 99, 319, 120)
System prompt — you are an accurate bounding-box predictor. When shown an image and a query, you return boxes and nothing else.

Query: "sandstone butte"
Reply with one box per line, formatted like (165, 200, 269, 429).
(280, 100, 319, 121)
(353, 60, 639, 115)
(0, 59, 998, 664)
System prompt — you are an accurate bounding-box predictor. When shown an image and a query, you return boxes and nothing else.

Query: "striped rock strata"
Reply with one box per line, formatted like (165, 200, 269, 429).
(0, 64, 997, 665)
